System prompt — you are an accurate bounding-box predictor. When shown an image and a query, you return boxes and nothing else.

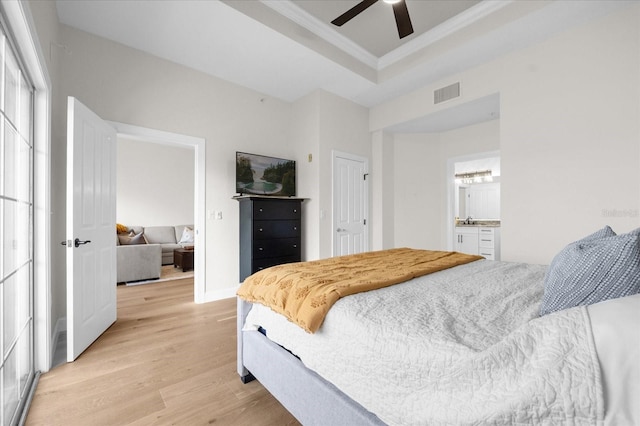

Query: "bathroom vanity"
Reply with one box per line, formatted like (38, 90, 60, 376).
(454, 224, 501, 260)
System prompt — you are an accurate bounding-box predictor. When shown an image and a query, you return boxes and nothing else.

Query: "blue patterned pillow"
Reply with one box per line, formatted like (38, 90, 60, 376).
(540, 226, 640, 316)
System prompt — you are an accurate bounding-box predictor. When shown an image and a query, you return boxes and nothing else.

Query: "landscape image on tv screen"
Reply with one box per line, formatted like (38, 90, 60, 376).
(236, 152, 296, 196)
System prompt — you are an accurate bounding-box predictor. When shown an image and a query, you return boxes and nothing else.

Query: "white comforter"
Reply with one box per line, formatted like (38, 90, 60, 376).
(245, 260, 604, 425)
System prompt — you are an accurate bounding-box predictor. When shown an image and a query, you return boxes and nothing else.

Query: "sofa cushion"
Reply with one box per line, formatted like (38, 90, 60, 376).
(118, 231, 146, 245)
(174, 225, 194, 243)
(178, 226, 195, 244)
(127, 226, 144, 235)
(144, 226, 178, 244)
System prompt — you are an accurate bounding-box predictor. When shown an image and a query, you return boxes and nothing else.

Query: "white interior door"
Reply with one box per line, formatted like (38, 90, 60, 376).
(333, 152, 369, 256)
(66, 97, 117, 361)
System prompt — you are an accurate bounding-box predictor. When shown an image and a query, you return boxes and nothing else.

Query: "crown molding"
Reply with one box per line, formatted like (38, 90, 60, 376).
(378, 1, 512, 68)
(260, 0, 379, 69)
(261, 0, 513, 72)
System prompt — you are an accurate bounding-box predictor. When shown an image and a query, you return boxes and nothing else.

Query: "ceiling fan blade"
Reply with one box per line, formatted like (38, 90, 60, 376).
(392, 0, 414, 39)
(331, 0, 379, 27)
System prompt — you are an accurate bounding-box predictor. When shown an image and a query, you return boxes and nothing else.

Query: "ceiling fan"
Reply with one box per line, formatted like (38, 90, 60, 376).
(331, 0, 414, 39)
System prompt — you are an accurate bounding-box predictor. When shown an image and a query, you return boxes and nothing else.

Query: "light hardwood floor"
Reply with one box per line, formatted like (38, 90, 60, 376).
(26, 279, 300, 425)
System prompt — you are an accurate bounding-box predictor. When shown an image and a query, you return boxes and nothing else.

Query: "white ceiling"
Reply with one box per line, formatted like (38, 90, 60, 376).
(55, 0, 629, 133)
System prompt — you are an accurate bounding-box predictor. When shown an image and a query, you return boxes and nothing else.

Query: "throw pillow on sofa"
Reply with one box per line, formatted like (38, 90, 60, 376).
(179, 227, 194, 244)
(118, 231, 146, 245)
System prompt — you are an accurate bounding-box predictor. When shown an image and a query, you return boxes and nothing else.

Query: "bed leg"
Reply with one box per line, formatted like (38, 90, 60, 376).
(237, 297, 256, 384)
(240, 372, 256, 384)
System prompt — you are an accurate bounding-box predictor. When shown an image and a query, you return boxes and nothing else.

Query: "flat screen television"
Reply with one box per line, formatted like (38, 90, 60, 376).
(236, 151, 296, 197)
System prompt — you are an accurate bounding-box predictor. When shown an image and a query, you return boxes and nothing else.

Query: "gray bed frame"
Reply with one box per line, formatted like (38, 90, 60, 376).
(237, 298, 386, 426)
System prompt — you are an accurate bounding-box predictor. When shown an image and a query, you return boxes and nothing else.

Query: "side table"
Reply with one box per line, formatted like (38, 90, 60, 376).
(174, 248, 194, 272)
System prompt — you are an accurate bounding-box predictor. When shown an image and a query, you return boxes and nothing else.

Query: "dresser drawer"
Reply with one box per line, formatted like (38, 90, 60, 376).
(253, 201, 301, 220)
(479, 248, 495, 260)
(478, 236, 495, 248)
(253, 238, 300, 259)
(253, 255, 300, 272)
(478, 227, 495, 249)
(253, 220, 300, 239)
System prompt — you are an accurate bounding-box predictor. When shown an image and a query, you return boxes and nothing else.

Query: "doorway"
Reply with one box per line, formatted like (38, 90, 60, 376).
(109, 122, 206, 303)
(446, 150, 500, 251)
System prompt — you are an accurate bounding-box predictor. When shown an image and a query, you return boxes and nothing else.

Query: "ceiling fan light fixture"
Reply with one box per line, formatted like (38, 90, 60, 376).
(332, 0, 414, 39)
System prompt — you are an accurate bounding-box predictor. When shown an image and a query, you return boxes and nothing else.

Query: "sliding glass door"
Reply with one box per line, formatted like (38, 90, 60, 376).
(0, 20, 34, 426)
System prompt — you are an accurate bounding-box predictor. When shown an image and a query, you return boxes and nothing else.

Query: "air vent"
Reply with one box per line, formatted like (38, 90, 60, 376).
(434, 82, 460, 104)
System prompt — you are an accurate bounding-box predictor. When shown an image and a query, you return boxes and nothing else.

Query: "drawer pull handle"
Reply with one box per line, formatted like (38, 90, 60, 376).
(293, 227, 297, 230)
(258, 247, 263, 251)
(481, 239, 492, 242)
(259, 228, 263, 232)
(294, 209, 297, 213)
(293, 244, 297, 248)
(259, 208, 263, 212)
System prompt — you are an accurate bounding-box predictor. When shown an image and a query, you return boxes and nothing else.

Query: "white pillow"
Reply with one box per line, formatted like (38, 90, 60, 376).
(179, 226, 194, 244)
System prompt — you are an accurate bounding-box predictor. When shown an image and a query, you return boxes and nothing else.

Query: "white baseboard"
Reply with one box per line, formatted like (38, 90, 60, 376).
(201, 285, 239, 303)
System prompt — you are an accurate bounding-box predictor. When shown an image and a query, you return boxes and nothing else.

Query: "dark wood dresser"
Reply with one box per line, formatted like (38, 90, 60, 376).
(237, 196, 303, 282)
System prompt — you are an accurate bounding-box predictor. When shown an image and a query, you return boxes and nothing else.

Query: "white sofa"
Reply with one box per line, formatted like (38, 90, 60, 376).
(116, 243, 162, 283)
(143, 225, 194, 265)
(116, 225, 193, 283)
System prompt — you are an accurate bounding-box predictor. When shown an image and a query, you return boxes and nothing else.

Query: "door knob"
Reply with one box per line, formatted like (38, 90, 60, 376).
(74, 238, 91, 247)
(336, 228, 346, 232)
(61, 238, 92, 248)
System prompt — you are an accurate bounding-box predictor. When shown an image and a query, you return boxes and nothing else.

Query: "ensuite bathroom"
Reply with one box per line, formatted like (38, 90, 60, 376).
(453, 155, 501, 260)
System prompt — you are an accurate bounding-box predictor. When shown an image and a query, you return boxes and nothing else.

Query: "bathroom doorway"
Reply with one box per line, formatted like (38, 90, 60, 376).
(446, 150, 500, 250)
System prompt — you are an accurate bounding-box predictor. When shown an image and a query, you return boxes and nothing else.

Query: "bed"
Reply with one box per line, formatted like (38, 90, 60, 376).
(236, 227, 640, 425)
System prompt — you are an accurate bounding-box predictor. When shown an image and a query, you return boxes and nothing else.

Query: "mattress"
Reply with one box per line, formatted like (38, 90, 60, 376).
(243, 259, 638, 425)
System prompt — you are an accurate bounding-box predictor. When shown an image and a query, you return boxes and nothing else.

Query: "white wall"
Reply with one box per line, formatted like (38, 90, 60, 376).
(291, 90, 371, 260)
(317, 91, 371, 259)
(291, 92, 321, 261)
(392, 120, 500, 250)
(371, 130, 394, 250)
(499, 5, 640, 263)
(374, 3, 640, 264)
(116, 137, 194, 226)
(392, 132, 440, 250)
(27, 0, 66, 342)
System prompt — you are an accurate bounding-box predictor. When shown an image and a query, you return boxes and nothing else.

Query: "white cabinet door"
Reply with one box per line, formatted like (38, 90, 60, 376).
(455, 228, 479, 255)
(468, 183, 500, 219)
